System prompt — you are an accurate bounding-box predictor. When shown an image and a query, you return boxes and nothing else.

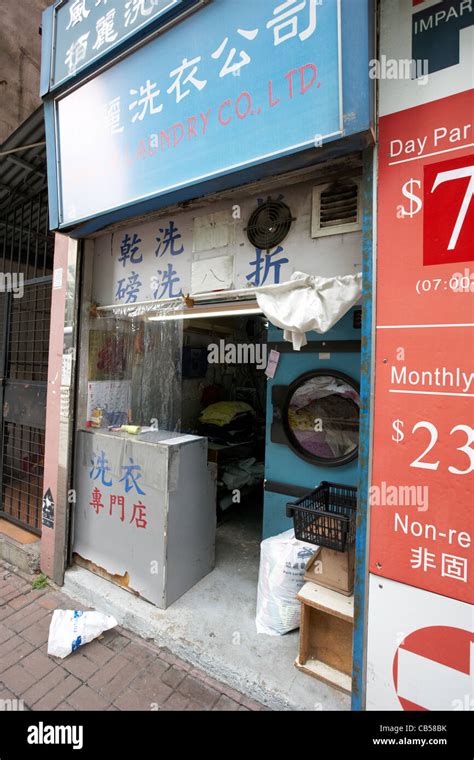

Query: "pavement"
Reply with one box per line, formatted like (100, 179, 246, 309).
(0, 561, 266, 712)
(61, 500, 349, 711)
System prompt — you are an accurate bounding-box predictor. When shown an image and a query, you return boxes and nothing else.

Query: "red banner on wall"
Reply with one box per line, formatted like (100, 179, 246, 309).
(423, 153, 474, 266)
(369, 88, 474, 604)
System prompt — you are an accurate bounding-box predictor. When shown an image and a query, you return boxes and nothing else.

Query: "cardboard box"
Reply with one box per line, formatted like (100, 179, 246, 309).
(304, 544, 355, 596)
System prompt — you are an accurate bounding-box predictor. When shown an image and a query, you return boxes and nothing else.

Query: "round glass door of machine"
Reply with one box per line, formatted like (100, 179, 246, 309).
(283, 370, 360, 466)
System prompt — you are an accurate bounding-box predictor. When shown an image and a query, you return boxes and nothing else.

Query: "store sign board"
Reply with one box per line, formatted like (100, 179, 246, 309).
(412, 0, 474, 74)
(51, 0, 356, 226)
(374, 89, 474, 326)
(90, 182, 363, 307)
(46, 0, 201, 90)
(368, 88, 474, 604)
(365, 0, 474, 712)
(379, 0, 474, 117)
(366, 575, 474, 711)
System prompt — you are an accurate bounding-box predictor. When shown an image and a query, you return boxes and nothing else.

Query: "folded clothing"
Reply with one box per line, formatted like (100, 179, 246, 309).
(199, 401, 255, 428)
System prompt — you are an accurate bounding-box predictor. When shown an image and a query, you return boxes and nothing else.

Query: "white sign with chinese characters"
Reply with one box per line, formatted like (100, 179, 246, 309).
(73, 429, 216, 608)
(49, 0, 201, 88)
(191, 255, 234, 294)
(91, 179, 363, 306)
(61, 353, 73, 387)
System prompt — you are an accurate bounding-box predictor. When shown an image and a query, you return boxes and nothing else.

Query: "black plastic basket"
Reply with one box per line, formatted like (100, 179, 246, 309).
(286, 481, 357, 552)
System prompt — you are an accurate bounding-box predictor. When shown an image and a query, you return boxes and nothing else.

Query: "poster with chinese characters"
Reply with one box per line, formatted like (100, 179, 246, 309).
(73, 430, 216, 608)
(369, 2, 474, 605)
(51, 0, 369, 226)
(86, 381, 131, 427)
(50, 0, 201, 88)
(369, 91, 474, 605)
(91, 181, 363, 306)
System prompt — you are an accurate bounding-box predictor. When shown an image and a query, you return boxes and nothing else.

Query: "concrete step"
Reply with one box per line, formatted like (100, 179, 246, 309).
(0, 519, 40, 575)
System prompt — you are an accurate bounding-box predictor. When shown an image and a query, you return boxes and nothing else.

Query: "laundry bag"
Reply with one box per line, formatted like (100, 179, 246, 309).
(256, 529, 316, 636)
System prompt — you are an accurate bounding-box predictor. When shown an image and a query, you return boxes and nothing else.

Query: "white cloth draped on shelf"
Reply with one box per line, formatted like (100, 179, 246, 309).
(256, 271, 363, 350)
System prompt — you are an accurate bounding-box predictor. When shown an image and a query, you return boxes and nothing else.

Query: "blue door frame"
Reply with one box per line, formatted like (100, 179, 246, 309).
(351, 147, 375, 711)
(263, 312, 362, 539)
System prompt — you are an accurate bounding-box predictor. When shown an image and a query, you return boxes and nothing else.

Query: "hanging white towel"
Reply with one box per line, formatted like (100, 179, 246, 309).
(256, 271, 363, 350)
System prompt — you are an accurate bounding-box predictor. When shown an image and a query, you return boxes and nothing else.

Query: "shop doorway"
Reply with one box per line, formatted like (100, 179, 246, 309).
(75, 302, 269, 604)
(72, 298, 362, 708)
(179, 312, 268, 568)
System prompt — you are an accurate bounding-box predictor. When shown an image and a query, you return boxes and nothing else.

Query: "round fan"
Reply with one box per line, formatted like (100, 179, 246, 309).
(245, 199, 294, 251)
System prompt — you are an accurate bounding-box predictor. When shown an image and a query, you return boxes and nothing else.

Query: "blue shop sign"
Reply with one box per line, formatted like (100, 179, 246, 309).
(42, 0, 204, 91)
(43, 0, 372, 229)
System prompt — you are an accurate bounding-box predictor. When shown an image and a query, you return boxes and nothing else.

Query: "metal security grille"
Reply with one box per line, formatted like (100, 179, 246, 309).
(0, 189, 53, 279)
(7, 282, 51, 381)
(1, 423, 46, 533)
(0, 190, 53, 535)
(0, 281, 52, 535)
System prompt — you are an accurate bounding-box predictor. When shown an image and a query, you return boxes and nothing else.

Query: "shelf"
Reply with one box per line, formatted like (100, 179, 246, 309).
(296, 581, 354, 692)
(295, 656, 352, 695)
(297, 581, 354, 622)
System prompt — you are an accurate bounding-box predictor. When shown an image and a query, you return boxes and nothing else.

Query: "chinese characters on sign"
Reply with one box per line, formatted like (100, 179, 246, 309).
(55, 0, 343, 225)
(100, 3, 319, 129)
(246, 246, 289, 287)
(116, 271, 142, 303)
(54, 0, 192, 84)
(89, 451, 148, 528)
(410, 547, 467, 583)
(112, 216, 291, 303)
(115, 222, 186, 303)
(119, 233, 142, 266)
(61, 0, 320, 83)
(369, 90, 474, 605)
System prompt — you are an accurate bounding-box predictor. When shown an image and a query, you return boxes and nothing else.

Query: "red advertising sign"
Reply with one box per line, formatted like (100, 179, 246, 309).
(424, 154, 474, 266)
(369, 89, 474, 604)
(370, 329, 473, 603)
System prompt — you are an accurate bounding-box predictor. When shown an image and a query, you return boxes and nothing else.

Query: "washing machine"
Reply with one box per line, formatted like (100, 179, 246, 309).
(263, 308, 362, 538)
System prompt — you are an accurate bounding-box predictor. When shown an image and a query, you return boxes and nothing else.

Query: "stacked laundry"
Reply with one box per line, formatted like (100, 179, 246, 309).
(198, 401, 256, 444)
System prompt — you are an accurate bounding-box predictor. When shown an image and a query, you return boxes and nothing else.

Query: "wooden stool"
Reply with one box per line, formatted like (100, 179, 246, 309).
(295, 582, 354, 694)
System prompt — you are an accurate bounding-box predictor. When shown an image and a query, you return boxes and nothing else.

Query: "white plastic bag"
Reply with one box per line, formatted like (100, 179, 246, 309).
(47, 609, 118, 658)
(256, 529, 316, 636)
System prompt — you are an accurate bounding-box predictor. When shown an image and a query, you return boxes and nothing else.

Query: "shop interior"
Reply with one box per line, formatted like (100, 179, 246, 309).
(74, 299, 361, 709)
(82, 307, 269, 592)
(180, 313, 267, 523)
(85, 307, 268, 517)
(71, 163, 366, 708)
